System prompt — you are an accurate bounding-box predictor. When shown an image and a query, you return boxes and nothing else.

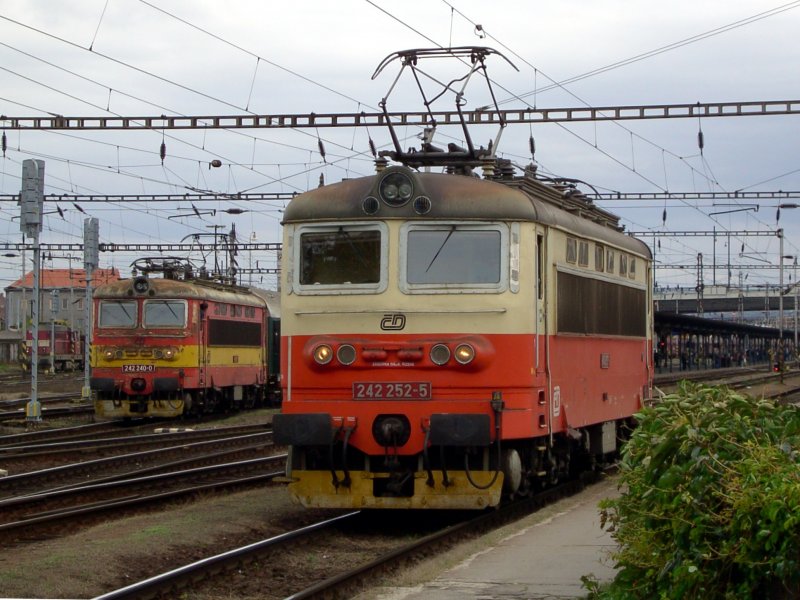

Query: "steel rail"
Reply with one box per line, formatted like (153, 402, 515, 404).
(91, 512, 362, 600)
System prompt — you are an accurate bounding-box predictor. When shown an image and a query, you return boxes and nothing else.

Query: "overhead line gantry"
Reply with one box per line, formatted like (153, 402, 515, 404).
(2, 99, 798, 130)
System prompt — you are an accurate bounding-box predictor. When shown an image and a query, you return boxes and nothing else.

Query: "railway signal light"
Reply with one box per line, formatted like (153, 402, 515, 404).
(20, 159, 45, 235)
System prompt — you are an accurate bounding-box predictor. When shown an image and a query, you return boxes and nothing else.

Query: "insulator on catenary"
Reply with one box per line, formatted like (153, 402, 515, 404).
(1, 130, 6, 157)
(529, 135, 536, 158)
(318, 139, 326, 162)
(160, 141, 166, 164)
(662, 208, 667, 224)
(369, 138, 377, 157)
(697, 130, 704, 151)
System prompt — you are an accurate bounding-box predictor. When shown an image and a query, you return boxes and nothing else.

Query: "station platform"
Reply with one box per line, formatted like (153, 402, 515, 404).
(364, 475, 620, 600)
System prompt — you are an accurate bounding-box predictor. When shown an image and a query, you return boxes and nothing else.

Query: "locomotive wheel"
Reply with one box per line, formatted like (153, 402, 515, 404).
(183, 392, 194, 414)
(502, 448, 523, 494)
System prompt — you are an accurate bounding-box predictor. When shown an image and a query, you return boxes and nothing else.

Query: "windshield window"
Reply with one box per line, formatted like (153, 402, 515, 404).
(300, 229, 381, 285)
(407, 228, 502, 284)
(98, 300, 137, 328)
(144, 300, 186, 328)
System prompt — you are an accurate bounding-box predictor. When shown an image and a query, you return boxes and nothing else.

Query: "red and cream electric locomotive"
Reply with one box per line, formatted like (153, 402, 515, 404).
(273, 47, 653, 509)
(92, 258, 280, 418)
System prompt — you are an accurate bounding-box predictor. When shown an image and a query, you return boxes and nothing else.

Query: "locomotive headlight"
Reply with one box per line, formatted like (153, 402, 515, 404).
(379, 172, 414, 207)
(313, 344, 333, 365)
(430, 343, 451, 365)
(163, 347, 176, 360)
(133, 276, 149, 294)
(103, 348, 115, 360)
(383, 184, 399, 200)
(336, 344, 356, 365)
(454, 343, 475, 365)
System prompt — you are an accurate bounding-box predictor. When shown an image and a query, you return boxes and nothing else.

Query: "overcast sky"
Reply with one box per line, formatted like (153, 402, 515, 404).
(1, 0, 799, 295)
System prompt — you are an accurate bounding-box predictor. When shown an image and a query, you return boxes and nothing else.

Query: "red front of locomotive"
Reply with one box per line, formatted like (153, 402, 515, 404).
(274, 166, 652, 509)
(92, 274, 274, 418)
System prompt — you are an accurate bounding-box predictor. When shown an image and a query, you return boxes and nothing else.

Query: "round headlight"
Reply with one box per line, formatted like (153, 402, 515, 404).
(337, 344, 356, 365)
(164, 347, 175, 359)
(383, 184, 398, 200)
(313, 344, 333, 365)
(103, 349, 114, 360)
(454, 344, 475, 364)
(430, 343, 451, 366)
(133, 276, 149, 294)
(379, 172, 413, 207)
(398, 182, 413, 199)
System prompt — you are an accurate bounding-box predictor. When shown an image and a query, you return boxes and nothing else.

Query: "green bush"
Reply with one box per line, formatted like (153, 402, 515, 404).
(594, 383, 800, 599)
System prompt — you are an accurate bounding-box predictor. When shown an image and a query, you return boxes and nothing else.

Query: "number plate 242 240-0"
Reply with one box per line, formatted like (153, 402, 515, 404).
(122, 364, 156, 373)
(352, 381, 431, 400)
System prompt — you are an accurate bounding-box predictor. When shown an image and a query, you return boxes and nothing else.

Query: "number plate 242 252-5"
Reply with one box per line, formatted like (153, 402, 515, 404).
(352, 381, 430, 400)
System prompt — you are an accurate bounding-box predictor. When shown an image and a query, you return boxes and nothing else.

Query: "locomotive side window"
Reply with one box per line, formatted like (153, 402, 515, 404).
(566, 237, 577, 263)
(400, 223, 508, 292)
(619, 254, 628, 277)
(98, 300, 137, 328)
(607, 250, 615, 273)
(629, 257, 636, 279)
(578, 241, 589, 267)
(595, 245, 604, 272)
(294, 223, 388, 294)
(144, 300, 187, 328)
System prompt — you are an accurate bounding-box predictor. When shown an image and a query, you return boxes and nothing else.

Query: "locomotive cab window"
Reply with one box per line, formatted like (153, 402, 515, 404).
(98, 300, 137, 328)
(293, 222, 388, 294)
(400, 222, 508, 293)
(144, 300, 187, 328)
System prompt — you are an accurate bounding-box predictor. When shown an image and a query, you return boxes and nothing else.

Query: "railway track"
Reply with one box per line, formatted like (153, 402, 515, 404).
(89, 472, 603, 599)
(0, 454, 287, 539)
(0, 427, 276, 494)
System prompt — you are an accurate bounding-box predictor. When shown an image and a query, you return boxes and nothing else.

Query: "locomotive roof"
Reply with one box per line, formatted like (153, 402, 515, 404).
(93, 277, 276, 308)
(282, 168, 651, 258)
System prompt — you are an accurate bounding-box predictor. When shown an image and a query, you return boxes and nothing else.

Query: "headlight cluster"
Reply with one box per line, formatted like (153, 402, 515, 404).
(430, 343, 476, 366)
(379, 172, 414, 207)
(313, 343, 356, 366)
(311, 342, 477, 366)
(101, 346, 177, 360)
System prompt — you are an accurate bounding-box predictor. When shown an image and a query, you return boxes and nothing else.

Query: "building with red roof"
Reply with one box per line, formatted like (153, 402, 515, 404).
(3, 267, 121, 333)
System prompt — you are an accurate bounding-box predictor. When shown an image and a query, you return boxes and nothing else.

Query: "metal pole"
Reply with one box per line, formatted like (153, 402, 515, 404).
(19, 243, 25, 331)
(779, 229, 785, 381)
(795, 258, 798, 359)
(50, 299, 55, 374)
(27, 234, 40, 421)
(83, 266, 93, 400)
